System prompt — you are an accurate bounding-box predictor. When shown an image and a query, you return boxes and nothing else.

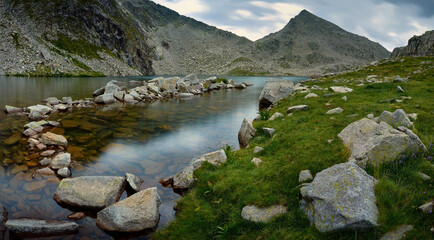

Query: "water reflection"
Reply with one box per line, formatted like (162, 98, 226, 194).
(0, 76, 305, 239)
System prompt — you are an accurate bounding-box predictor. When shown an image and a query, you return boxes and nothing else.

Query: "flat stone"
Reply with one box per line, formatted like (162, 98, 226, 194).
(6, 219, 78, 236)
(4, 133, 21, 145)
(40, 157, 51, 166)
(125, 173, 143, 192)
(40, 150, 55, 157)
(287, 105, 308, 113)
(46, 97, 60, 105)
(268, 112, 283, 121)
(330, 86, 353, 93)
(96, 187, 161, 232)
(67, 212, 86, 221)
(300, 162, 378, 232)
(23, 180, 47, 192)
(380, 225, 414, 240)
(241, 205, 287, 223)
(298, 170, 313, 183)
(50, 153, 71, 169)
(41, 132, 68, 146)
(326, 107, 343, 115)
(24, 120, 49, 129)
(263, 127, 275, 137)
(28, 105, 52, 115)
(54, 176, 126, 209)
(23, 128, 38, 137)
(251, 158, 263, 167)
(36, 167, 55, 176)
(11, 165, 28, 174)
(4, 105, 22, 114)
(304, 93, 319, 99)
(253, 146, 264, 154)
(238, 118, 256, 148)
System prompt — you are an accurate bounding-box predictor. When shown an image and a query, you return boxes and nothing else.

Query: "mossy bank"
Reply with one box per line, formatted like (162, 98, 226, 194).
(154, 56, 433, 239)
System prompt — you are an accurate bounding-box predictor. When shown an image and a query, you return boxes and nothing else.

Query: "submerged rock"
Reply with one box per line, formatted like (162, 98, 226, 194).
(338, 118, 426, 167)
(96, 187, 161, 232)
(300, 162, 378, 232)
(241, 205, 287, 223)
(259, 79, 295, 109)
(6, 219, 78, 236)
(54, 176, 126, 209)
(238, 118, 256, 148)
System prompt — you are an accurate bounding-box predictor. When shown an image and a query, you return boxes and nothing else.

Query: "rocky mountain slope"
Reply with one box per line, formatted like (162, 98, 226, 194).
(0, 0, 154, 76)
(0, 0, 390, 76)
(391, 30, 434, 58)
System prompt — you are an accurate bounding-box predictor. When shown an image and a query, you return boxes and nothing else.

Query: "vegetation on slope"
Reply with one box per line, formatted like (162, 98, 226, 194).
(154, 56, 433, 239)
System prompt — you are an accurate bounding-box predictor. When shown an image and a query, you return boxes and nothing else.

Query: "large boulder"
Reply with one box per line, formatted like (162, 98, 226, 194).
(96, 187, 161, 232)
(4, 105, 22, 114)
(378, 109, 413, 128)
(27, 104, 52, 115)
(159, 77, 179, 93)
(259, 79, 295, 109)
(182, 74, 200, 85)
(95, 93, 116, 104)
(238, 118, 256, 148)
(165, 150, 227, 190)
(241, 205, 287, 223)
(54, 176, 126, 209)
(338, 118, 426, 167)
(41, 132, 68, 146)
(5, 219, 78, 236)
(300, 162, 378, 232)
(45, 97, 60, 105)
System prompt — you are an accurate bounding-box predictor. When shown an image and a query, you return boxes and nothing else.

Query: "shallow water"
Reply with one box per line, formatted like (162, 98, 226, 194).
(0, 75, 305, 239)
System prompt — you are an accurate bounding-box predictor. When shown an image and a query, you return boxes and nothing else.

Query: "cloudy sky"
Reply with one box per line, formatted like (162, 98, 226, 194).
(152, 0, 434, 51)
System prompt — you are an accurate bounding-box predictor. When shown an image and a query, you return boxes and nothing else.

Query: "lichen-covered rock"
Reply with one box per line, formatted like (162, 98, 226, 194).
(238, 118, 256, 148)
(5, 219, 78, 236)
(54, 176, 126, 209)
(419, 200, 433, 214)
(379, 225, 414, 240)
(338, 118, 426, 167)
(326, 107, 343, 115)
(4, 105, 22, 114)
(298, 170, 313, 183)
(96, 187, 161, 232)
(50, 153, 71, 169)
(27, 104, 52, 115)
(241, 205, 286, 223)
(41, 132, 68, 146)
(378, 109, 413, 128)
(300, 162, 378, 232)
(159, 77, 179, 93)
(46, 97, 60, 105)
(259, 79, 295, 109)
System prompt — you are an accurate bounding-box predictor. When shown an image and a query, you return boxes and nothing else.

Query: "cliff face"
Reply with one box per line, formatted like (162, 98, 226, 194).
(0, 0, 391, 76)
(0, 0, 154, 76)
(391, 30, 434, 58)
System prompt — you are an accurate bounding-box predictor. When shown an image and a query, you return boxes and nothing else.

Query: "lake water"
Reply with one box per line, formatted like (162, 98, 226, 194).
(0, 75, 306, 239)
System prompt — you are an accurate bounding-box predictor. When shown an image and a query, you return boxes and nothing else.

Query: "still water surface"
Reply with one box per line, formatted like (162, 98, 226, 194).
(0, 75, 305, 239)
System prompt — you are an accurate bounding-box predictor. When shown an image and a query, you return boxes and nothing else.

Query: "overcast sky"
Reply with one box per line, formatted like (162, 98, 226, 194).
(152, 0, 434, 51)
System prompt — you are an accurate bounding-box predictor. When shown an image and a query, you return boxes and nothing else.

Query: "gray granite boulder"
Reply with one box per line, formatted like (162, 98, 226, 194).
(259, 79, 295, 109)
(57, 167, 71, 178)
(4, 105, 22, 114)
(46, 97, 60, 105)
(338, 118, 426, 167)
(380, 225, 414, 240)
(125, 173, 143, 193)
(5, 219, 78, 236)
(96, 187, 161, 232)
(298, 170, 313, 183)
(50, 153, 71, 170)
(241, 205, 287, 223)
(28, 104, 52, 115)
(41, 132, 68, 146)
(326, 107, 343, 115)
(378, 109, 413, 128)
(300, 162, 378, 232)
(95, 93, 116, 104)
(54, 176, 126, 209)
(238, 118, 256, 148)
(29, 110, 44, 120)
(159, 77, 179, 93)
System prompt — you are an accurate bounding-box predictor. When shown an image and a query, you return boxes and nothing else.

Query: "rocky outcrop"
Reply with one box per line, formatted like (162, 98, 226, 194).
(259, 79, 295, 109)
(378, 109, 413, 128)
(338, 118, 427, 167)
(391, 30, 433, 58)
(5, 219, 78, 237)
(241, 205, 287, 223)
(238, 118, 256, 148)
(54, 176, 126, 210)
(161, 149, 227, 191)
(300, 162, 378, 232)
(96, 187, 161, 232)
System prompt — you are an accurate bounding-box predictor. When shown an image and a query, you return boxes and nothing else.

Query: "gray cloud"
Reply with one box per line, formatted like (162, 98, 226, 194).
(153, 0, 434, 51)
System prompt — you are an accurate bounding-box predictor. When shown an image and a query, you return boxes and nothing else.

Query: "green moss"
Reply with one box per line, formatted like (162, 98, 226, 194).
(154, 56, 433, 239)
(51, 33, 103, 59)
(216, 78, 229, 84)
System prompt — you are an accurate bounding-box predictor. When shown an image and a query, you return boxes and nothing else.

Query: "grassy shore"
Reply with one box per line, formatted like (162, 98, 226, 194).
(155, 56, 433, 239)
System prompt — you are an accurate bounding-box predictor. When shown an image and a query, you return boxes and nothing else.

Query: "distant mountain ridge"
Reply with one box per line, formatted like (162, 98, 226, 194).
(0, 0, 390, 76)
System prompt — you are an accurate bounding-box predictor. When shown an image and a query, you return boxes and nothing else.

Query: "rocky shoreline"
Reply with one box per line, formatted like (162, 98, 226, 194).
(0, 74, 254, 237)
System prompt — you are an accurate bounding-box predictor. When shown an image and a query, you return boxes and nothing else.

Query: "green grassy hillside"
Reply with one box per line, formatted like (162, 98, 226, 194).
(154, 56, 433, 239)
